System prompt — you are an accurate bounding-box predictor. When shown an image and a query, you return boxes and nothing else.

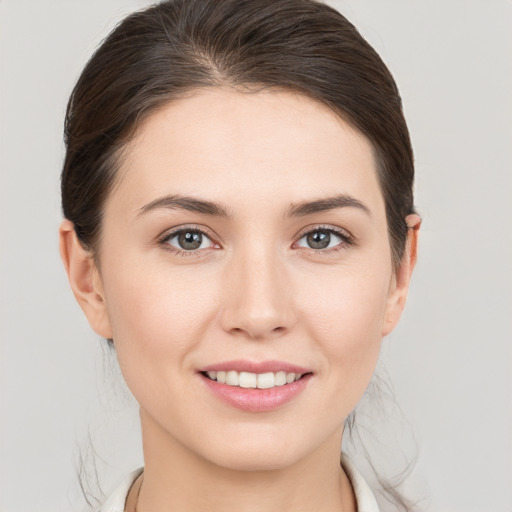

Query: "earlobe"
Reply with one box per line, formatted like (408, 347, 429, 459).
(59, 220, 113, 339)
(382, 214, 421, 336)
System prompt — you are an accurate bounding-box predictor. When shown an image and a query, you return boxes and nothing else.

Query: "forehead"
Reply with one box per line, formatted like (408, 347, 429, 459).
(110, 87, 384, 218)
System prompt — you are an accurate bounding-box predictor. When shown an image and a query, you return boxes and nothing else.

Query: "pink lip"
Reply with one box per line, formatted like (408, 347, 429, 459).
(197, 360, 313, 413)
(199, 359, 311, 374)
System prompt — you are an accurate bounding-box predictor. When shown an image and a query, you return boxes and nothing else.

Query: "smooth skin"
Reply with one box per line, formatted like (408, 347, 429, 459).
(60, 88, 420, 512)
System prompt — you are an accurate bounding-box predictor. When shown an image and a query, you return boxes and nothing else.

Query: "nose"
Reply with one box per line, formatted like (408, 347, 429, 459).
(219, 244, 296, 341)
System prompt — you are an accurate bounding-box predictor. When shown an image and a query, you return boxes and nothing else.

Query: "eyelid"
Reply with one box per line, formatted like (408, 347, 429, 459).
(156, 223, 354, 256)
(292, 224, 355, 250)
(157, 224, 221, 254)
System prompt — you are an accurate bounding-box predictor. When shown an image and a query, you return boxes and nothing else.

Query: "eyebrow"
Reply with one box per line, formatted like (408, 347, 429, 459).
(137, 193, 370, 219)
(286, 194, 371, 217)
(137, 195, 231, 218)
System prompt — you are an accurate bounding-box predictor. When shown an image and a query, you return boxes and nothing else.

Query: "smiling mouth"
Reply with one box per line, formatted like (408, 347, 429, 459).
(201, 370, 308, 389)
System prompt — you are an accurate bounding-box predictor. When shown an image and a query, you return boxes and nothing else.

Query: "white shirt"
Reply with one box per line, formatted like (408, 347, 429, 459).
(95, 454, 380, 512)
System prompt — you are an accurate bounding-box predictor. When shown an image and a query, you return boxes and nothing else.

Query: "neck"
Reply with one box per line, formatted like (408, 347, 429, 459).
(133, 409, 356, 512)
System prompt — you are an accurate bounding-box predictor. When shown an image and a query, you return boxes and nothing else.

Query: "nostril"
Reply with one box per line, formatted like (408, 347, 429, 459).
(227, 324, 288, 340)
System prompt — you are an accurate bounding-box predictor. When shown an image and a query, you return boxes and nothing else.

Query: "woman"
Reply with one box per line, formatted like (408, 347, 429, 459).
(59, 0, 421, 511)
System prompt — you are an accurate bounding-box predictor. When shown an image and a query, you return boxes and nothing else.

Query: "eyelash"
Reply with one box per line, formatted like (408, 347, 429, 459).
(294, 225, 355, 253)
(157, 224, 219, 257)
(157, 224, 355, 257)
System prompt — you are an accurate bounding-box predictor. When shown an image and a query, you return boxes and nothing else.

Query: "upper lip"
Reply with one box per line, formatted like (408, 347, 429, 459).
(199, 359, 312, 374)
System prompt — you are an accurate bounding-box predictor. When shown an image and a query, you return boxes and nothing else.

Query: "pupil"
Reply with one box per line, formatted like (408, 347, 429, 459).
(307, 231, 330, 249)
(178, 231, 202, 250)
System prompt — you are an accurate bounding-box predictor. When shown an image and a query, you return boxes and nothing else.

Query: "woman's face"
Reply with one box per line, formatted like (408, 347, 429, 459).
(80, 88, 413, 470)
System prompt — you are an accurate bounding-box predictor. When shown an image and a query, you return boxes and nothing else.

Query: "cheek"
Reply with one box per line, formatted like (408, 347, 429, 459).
(297, 262, 391, 402)
(101, 257, 220, 383)
(301, 262, 390, 340)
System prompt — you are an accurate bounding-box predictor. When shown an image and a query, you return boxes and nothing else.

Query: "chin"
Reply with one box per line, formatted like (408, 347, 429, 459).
(193, 425, 317, 472)
(205, 445, 304, 472)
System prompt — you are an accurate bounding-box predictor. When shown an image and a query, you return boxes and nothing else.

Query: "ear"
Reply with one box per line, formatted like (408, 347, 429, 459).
(382, 214, 421, 336)
(59, 219, 113, 339)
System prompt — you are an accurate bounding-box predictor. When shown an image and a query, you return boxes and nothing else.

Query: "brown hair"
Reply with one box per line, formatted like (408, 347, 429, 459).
(62, 1, 418, 509)
(62, 0, 415, 269)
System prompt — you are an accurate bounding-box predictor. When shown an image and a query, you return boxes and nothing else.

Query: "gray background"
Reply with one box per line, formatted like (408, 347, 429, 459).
(1, 1, 511, 511)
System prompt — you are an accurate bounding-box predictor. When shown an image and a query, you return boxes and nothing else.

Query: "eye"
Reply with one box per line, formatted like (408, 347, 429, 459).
(161, 228, 217, 253)
(295, 228, 352, 251)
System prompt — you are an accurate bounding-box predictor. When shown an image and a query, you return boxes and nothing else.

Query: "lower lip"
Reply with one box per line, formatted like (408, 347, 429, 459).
(199, 373, 313, 413)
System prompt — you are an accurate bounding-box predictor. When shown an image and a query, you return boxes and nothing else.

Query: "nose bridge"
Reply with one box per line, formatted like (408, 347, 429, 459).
(220, 238, 294, 339)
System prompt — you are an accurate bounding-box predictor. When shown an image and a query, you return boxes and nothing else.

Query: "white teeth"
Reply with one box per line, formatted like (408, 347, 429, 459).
(275, 371, 287, 386)
(226, 370, 239, 386)
(257, 372, 274, 389)
(205, 370, 305, 388)
(239, 372, 257, 388)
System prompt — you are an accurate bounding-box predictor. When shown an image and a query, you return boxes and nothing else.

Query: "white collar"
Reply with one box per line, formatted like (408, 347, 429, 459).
(341, 453, 381, 512)
(94, 467, 143, 512)
(97, 455, 380, 512)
